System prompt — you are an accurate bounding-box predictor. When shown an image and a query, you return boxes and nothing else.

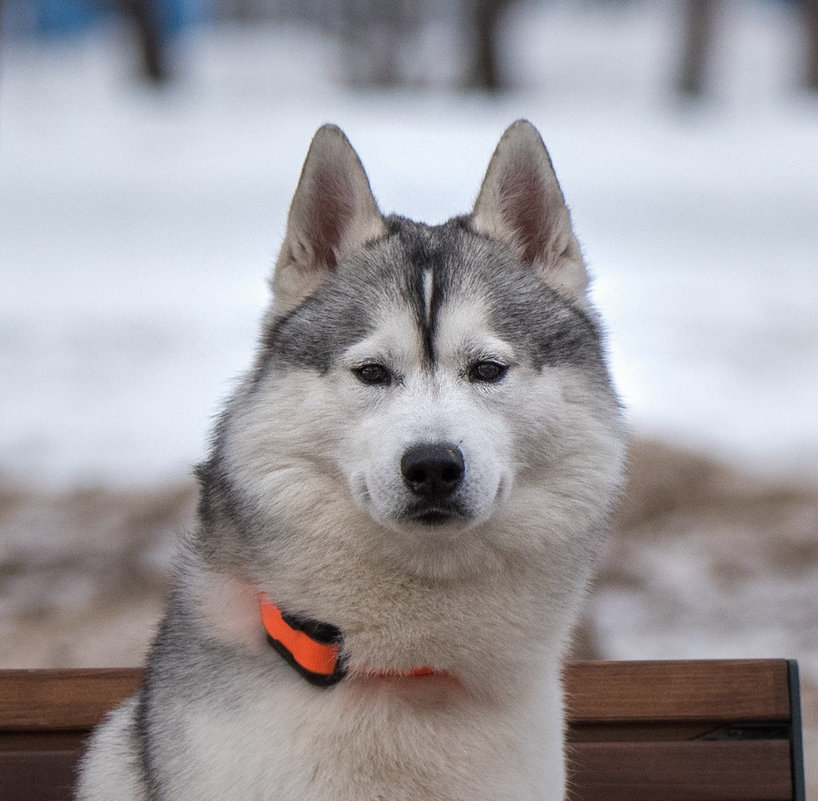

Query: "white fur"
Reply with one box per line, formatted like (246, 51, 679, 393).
(76, 122, 627, 801)
(80, 548, 573, 801)
(341, 301, 513, 539)
(76, 697, 147, 801)
(422, 268, 434, 322)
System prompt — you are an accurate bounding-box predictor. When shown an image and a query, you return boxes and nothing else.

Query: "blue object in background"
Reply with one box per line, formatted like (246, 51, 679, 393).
(2, 0, 209, 39)
(36, 0, 99, 35)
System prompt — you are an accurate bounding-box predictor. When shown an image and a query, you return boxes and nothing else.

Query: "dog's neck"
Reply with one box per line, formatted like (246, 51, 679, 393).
(259, 594, 438, 687)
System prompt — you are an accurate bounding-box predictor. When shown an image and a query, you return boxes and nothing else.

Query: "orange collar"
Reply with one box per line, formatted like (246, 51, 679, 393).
(259, 594, 437, 687)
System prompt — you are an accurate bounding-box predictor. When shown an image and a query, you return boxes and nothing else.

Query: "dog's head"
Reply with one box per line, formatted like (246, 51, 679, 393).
(206, 123, 625, 580)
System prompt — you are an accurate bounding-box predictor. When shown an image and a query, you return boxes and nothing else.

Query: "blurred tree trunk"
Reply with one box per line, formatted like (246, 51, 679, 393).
(466, 0, 514, 92)
(677, 0, 717, 97)
(121, 0, 169, 84)
(339, 0, 416, 87)
(806, 0, 818, 90)
(225, 0, 252, 22)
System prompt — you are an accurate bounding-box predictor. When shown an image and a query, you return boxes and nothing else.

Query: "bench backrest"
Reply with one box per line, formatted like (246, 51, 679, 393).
(0, 659, 806, 801)
(564, 659, 805, 801)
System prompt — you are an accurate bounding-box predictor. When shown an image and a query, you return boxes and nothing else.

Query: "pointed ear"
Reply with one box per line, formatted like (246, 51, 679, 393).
(272, 125, 386, 313)
(472, 120, 587, 302)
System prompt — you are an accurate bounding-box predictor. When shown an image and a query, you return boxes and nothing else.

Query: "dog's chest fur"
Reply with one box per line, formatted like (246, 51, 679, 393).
(135, 553, 570, 801)
(152, 669, 562, 800)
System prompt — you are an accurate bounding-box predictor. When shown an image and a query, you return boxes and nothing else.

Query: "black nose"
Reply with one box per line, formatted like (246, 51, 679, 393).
(400, 443, 465, 500)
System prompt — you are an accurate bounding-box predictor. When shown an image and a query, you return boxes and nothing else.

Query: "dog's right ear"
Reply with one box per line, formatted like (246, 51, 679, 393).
(272, 125, 386, 314)
(472, 120, 587, 303)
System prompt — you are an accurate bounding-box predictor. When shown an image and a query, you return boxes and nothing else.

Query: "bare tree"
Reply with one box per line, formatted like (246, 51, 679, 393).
(121, 0, 168, 84)
(338, 0, 419, 87)
(678, 0, 818, 97)
(805, 0, 818, 90)
(466, 0, 515, 92)
(676, 0, 717, 97)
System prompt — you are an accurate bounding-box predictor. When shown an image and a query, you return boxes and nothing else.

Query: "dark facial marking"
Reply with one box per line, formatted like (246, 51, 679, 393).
(252, 214, 605, 392)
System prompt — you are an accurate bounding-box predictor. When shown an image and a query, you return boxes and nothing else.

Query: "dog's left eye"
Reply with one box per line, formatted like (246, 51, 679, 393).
(468, 361, 508, 384)
(353, 363, 392, 386)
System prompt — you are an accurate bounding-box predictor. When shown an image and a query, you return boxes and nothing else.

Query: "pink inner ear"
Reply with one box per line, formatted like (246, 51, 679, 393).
(500, 164, 552, 266)
(305, 166, 354, 270)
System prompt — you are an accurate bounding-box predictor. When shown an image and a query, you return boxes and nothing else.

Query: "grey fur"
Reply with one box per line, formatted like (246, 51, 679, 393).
(257, 213, 607, 378)
(76, 121, 627, 801)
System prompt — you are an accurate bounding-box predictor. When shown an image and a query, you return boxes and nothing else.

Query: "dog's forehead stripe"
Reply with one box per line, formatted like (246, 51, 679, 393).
(392, 219, 471, 368)
(386, 220, 515, 370)
(422, 269, 433, 324)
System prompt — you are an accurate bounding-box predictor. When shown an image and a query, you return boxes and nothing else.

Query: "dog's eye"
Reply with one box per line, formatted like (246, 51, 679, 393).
(468, 361, 508, 384)
(353, 364, 392, 386)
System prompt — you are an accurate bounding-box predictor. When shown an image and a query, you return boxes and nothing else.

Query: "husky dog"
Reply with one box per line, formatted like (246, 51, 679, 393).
(77, 121, 626, 801)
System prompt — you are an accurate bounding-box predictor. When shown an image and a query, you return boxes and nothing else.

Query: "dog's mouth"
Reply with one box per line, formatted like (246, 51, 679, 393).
(403, 502, 468, 526)
(413, 510, 453, 525)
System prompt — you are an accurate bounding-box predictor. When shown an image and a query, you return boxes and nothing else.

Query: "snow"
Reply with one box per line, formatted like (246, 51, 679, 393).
(2, 0, 818, 488)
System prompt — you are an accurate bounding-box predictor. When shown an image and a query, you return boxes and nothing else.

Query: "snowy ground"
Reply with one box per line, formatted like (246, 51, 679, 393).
(2, 0, 817, 488)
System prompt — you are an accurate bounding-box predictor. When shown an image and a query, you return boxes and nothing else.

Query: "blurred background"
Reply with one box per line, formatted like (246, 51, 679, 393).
(1, 0, 817, 787)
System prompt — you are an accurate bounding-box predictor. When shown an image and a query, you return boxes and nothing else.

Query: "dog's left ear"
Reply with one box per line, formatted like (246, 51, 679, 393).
(272, 125, 386, 314)
(472, 120, 587, 302)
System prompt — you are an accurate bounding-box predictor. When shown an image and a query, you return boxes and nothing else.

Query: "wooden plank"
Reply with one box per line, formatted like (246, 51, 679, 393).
(2, 661, 792, 732)
(564, 660, 791, 724)
(0, 662, 800, 801)
(0, 750, 79, 801)
(567, 721, 731, 743)
(788, 660, 807, 801)
(1, 661, 792, 731)
(0, 730, 87, 752)
(568, 740, 794, 801)
(0, 669, 142, 731)
(0, 741, 795, 801)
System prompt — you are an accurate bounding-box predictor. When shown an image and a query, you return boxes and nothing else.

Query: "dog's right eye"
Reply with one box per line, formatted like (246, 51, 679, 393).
(353, 364, 392, 386)
(468, 360, 508, 384)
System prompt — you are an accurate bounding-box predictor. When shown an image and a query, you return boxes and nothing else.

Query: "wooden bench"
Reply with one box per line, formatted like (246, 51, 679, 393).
(0, 659, 806, 801)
